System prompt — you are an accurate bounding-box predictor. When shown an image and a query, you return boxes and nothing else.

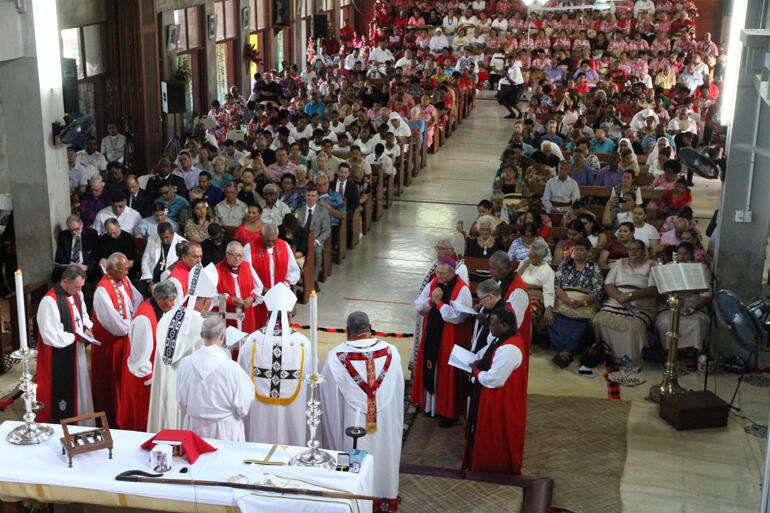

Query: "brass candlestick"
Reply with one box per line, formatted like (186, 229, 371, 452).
(7, 349, 53, 445)
(649, 293, 687, 402)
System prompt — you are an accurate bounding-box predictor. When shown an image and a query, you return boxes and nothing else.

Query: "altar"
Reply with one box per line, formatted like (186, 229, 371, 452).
(0, 421, 374, 513)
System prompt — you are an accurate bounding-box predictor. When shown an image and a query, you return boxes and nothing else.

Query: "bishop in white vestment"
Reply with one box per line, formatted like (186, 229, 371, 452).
(320, 311, 404, 503)
(237, 283, 309, 446)
(177, 316, 255, 441)
(147, 263, 218, 432)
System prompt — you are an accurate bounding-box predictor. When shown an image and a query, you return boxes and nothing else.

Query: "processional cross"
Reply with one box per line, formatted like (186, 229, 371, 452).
(201, 293, 246, 323)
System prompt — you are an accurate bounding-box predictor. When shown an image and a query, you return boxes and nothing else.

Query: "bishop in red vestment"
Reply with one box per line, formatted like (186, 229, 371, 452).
(464, 308, 528, 474)
(91, 253, 143, 427)
(167, 242, 203, 306)
(36, 266, 94, 424)
(490, 251, 531, 359)
(244, 224, 300, 329)
(216, 241, 263, 333)
(410, 258, 473, 424)
(117, 281, 177, 431)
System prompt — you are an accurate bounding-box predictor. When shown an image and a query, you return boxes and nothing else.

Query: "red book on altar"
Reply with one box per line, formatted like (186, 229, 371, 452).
(140, 430, 217, 464)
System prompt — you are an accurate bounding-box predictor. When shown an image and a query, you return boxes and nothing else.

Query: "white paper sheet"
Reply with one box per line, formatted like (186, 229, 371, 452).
(448, 344, 477, 372)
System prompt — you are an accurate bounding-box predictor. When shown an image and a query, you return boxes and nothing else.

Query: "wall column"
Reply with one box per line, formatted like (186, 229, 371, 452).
(0, 0, 71, 284)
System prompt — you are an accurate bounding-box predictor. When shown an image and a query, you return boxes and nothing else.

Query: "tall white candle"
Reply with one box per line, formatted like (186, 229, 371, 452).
(14, 270, 28, 352)
(309, 290, 318, 375)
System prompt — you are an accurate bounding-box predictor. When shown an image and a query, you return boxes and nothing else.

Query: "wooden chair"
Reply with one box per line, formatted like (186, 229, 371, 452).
(300, 229, 315, 304)
(3, 280, 48, 374)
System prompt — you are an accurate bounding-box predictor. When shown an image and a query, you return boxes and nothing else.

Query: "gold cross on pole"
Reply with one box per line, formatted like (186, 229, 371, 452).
(201, 293, 246, 321)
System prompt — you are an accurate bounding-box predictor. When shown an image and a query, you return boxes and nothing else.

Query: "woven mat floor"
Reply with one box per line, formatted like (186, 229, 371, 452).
(400, 394, 630, 513)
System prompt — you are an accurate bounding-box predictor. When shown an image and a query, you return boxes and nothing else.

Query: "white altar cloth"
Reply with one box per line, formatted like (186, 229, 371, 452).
(0, 421, 373, 513)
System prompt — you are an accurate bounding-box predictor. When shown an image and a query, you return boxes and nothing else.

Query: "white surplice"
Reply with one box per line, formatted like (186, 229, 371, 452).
(177, 344, 255, 442)
(93, 281, 143, 337)
(127, 315, 154, 379)
(237, 327, 309, 446)
(409, 261, 470, 370)
(320, 338, 404, 499)
(146, 308, 204, 432)
(37, 294, 95, 422)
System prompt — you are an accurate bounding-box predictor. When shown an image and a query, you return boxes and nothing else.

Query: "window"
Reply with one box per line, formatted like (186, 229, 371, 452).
(250, 0, 267, 30)
(215, 0, 238, 42)
(59, 24, 106, 80)
(325, 0, 333, 11)
(174, 7, 203, 53)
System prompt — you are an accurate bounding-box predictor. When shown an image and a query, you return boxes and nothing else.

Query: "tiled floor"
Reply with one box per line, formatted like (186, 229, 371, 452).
(0, 95, 764, 512)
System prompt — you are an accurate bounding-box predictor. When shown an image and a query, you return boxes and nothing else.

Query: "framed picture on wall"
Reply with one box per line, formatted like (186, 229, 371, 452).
(208, 14, 216, 39)
(242, 7, 250, 29)
(167, 24, 180, 51)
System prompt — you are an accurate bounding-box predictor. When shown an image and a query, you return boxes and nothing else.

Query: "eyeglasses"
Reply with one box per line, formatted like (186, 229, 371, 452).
(227, 252, 244, 258)
(477, 294, 491, 301)
(434, 246, 450, 251)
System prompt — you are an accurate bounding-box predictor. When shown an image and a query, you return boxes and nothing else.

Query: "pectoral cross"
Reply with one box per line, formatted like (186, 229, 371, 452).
(201, 293, 246, 322)
(75, 317, 82, 329)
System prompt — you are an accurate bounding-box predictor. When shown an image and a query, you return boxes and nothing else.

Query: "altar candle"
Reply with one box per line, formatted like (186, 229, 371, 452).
(309, 290, 318, 375)
(14, 270, 27, 352)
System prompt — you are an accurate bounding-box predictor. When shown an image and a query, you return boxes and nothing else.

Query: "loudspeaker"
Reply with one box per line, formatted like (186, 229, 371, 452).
(61, 58, 79, 114)
(161, 80, 187, 114)
(312, 14, 328, 39)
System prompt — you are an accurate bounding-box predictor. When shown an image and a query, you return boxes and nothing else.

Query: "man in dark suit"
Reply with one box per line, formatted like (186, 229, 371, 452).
(53, 215, 99, 281)
(201, 223, 233, 266)
(126, 175, 152, 218)
(329, 162, 359, 246)
(144, 158, 188, 202)
(295, 185, 330, 279)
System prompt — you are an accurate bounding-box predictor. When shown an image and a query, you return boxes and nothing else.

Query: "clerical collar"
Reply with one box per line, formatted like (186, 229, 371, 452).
(230, 266, 239, 274)
(345, 337, 379, 349)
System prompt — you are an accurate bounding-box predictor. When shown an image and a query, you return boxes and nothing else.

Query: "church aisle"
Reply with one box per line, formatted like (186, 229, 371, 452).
(293, 95, 509, 335)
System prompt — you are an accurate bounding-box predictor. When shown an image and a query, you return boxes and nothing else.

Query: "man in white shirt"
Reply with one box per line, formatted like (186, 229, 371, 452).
(259, 184, 292, 227)
(223, 140, 245, 171)
(177, 315, 255, 441)
(214, 183, 248, 227)
(344, 50, 364, 71)
(394, 48, 417, 72)
(172, 150, 203, 191)
(93, 191, 142, 235)
(366, 143, 394, 176)
(500, 59, 524, 118)
(77, 136, 108, 172)
(101, 122, 126, 163)
(68, 147, 94, 193)
(667, 108, 698, 135)
(542, 161, 581, 213)
(369, 39, 394, 66)
(633, 0, 655, 19)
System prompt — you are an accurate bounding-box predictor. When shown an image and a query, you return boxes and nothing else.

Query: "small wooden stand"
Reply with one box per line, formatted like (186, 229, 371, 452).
(60, 412, 113, 467)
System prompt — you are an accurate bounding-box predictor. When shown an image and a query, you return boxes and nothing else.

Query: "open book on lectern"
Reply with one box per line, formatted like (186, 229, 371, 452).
(651, 262, 710, 294)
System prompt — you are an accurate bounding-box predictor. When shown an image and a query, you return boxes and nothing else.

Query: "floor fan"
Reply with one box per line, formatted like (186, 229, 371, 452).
(712, 290, 770, 511)
(678, 147, 722, 180)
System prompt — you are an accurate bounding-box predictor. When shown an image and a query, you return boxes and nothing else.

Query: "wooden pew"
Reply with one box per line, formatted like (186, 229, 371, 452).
(301, 229, 315, 304)
(350, 206, 363, 247)
(371, 164, 385, 221)
(320, 236, 332, 282)
(223, 225, 237, 239)
(463, 256, 490, 295)
(410, 128, 422, 176)
(334, 212, 347, 264)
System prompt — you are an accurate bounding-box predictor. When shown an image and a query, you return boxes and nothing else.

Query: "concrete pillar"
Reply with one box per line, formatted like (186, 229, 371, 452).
(0, 0, 71, 284)
(713, 24, 770, 305)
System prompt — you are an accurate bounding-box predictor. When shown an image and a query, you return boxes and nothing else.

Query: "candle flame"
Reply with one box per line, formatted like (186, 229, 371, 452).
(310, 290, 317, 296)
(15, 269, 22, 275)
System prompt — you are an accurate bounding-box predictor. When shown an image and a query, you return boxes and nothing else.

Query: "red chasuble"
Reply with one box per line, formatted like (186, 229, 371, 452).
(91, 275, 133, 427)
(410, 276, 469, 420)
(216, 259, 258, 333)
(501, 271, 531, 359)
(37, 286, 83, 423)
(464, 333, 528, 474)
(248, 237, 291, 330)
(117, 299, 159, 431)
(168, 261, 191, 296)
